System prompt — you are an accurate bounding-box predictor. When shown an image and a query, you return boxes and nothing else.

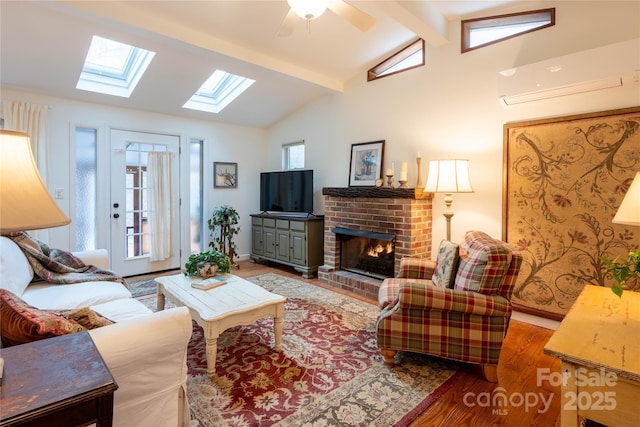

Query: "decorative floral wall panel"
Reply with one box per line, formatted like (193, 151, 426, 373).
(503, 107, 640, 319)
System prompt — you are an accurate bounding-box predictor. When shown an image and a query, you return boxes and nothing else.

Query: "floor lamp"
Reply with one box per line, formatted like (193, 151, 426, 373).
(0, 130, 71, 382)
(424, 159, 473, 241)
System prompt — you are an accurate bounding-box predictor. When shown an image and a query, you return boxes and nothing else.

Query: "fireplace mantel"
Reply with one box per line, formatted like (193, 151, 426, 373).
(322, 187, 431, 200)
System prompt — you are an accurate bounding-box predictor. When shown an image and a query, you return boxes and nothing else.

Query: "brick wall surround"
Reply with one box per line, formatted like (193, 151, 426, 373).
(318, 188, 433, 301)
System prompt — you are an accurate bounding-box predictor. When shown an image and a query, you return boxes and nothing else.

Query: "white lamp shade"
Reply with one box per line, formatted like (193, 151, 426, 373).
(424, 159, 473, 193)
(612, 172, 640, 226)
(0, 130, 71, 234)
(288, 0, 328, 20)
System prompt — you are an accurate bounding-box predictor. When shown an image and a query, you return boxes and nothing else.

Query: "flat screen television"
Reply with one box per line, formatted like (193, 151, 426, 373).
(260, 170, 314, 214)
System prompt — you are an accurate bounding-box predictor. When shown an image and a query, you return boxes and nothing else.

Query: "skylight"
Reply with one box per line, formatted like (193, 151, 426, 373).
(183, 70, 255, 114)
(77, 36, 155, 98)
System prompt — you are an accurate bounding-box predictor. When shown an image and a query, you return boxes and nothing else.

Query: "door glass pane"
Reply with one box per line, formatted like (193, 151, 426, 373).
(75, 128, 97, 251)
(124, 143, 166, 258)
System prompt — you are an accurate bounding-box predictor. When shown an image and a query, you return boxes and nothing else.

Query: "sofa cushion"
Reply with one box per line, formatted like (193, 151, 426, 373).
(0, 236, 34, 296)
(431, 240, 460, 288)
(22, 280, 132, 310)
(91, 298, 153, 322)
(454, 231, 512, 295)
(0, 289, 85, 346)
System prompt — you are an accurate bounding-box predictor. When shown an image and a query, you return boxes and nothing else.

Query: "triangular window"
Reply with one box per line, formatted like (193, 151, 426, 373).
(368, 39, 424, 82)
(462, 8, 555, 53)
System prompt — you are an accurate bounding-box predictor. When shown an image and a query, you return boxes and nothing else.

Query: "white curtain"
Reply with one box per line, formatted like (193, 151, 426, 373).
(148, 152, 173, 261)
(2, 100, 48, 178)
(2, 100, 50, 242)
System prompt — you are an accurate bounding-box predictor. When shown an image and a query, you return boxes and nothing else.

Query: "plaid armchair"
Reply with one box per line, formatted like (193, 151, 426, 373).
(376, 231, 522, 382)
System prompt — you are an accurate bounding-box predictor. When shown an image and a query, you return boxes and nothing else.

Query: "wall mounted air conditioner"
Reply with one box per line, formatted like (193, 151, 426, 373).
(498, 38, 640, 106)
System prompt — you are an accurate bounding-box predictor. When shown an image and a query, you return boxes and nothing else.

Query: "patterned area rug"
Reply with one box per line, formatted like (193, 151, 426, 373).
(133, 273, 463, 427)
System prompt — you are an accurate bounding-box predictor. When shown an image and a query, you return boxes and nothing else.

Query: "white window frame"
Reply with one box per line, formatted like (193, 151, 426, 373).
(282, 141, 305, 170)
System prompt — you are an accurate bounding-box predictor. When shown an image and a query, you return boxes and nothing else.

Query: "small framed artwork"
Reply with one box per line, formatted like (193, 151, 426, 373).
(214, 162, 237, 188)
(348, 140, 385, 187)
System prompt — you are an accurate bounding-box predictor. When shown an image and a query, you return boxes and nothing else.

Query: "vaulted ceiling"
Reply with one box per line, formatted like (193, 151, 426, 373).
(0, 1, 523, 128)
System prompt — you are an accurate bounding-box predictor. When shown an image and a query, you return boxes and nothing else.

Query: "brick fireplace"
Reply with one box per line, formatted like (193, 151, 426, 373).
(318, 187, 433, 301)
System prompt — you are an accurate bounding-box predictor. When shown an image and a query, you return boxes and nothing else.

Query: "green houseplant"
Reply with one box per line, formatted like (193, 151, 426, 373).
(184, 250, 231, 277)
(601, 249, 640, 297)
(208, 205, 240, 268)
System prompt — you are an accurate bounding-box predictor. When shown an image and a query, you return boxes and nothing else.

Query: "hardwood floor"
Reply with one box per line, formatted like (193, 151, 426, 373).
(155, 259, 562, 427)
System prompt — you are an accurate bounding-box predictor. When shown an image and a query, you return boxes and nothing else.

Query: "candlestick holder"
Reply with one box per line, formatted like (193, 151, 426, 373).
(386, 174, 395, 188)
(398, 179, 408, 188)
(416, 156, 423, 189)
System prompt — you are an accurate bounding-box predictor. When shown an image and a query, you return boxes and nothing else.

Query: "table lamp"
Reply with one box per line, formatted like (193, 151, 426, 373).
(1, 130, 71, 382)
(606, 171, 640, 297)
(0, 130, 71, 234)
(425, 159, 473, 241)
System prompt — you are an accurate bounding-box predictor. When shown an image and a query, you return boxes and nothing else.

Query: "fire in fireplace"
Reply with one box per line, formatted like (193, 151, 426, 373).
(332, 227, 395, 279)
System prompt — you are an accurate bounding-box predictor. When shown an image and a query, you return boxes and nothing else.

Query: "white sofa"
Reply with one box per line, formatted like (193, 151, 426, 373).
(0, 236, 193, 427)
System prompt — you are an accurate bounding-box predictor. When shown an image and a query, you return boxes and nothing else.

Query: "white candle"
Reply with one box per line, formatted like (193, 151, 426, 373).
(417, 152, 421, 158)
(400, 170, 407, 181)
(386, 163, 394, 176)
(401, 162, 407, 172)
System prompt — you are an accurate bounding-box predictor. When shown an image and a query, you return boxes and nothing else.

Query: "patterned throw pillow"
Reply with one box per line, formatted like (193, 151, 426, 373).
(56, 307, 114, 329)
(431, 240, 460, 288)
(454, 231, 512, 295)
(0, 289, 86, 346)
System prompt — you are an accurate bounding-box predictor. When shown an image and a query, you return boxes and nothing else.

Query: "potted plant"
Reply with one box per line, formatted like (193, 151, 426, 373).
(601, 249, 640, 297)
(184, 250, 231, 277)
(208, 205, 240, 268)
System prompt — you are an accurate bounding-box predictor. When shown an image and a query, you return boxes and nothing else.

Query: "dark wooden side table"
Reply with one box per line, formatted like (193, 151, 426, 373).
(0, 331, 118, 427)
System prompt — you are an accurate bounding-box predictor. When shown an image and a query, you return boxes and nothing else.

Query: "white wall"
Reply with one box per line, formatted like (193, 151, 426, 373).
(267, 0, 640, 253)
(1, 88, 266, 256)
(2, 1, 638, 267)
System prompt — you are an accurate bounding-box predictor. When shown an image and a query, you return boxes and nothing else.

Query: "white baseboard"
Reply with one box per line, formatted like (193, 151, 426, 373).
(512, 310, 561, 330)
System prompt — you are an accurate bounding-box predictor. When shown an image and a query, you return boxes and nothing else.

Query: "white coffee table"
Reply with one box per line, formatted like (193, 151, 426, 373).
(155, 273, 286, 376)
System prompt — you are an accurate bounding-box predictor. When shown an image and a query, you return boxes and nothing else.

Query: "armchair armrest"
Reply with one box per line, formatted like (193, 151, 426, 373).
(72, 249, 109, 270)
(397, 281, 511, 317)
(89, 307, 192, 427)
(397, 257, 436, 279)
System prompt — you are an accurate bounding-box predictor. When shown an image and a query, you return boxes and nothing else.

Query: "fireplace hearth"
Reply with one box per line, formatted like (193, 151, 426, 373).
(333, 227, 395, 279)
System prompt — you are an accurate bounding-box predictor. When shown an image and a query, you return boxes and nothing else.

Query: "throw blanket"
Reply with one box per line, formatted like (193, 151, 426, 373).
(9, 232, 128, 288)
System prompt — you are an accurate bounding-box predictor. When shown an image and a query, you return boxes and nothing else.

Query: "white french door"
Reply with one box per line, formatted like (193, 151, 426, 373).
(109, 129, 181, 276)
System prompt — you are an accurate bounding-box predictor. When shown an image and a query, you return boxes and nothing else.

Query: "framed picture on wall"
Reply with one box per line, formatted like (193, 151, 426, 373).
(503, 107, 640, 320)
(348, 140, 385, 187)
(214, 162, 237, 188)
